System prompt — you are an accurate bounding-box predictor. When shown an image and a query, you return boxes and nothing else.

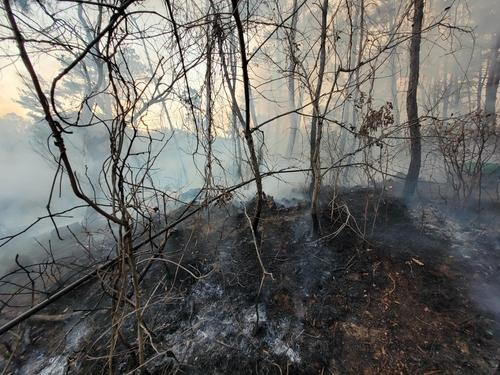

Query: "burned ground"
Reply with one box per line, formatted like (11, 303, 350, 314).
(1, 187, 500, 374)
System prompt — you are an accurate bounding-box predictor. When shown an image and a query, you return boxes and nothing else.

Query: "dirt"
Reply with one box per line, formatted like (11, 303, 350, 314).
(1, 185, 500, 374)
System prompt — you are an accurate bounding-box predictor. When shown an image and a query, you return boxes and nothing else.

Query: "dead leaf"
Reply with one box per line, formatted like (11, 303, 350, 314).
(412, 258, 424, 266)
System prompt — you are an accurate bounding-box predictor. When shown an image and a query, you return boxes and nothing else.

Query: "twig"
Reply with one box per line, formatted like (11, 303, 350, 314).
(0, 257, 118, 336)
(387, 274, 396, 294)
(303, 246, 331, 266)
(215, 340, 237, 350)
(413, 314, 432, 326)
(0, 205, 89, 247)
(0, 324, 28, 375)
(344, 251, 359, 272)
(243, 205, 273, 332)
(271, 363, 283, 375)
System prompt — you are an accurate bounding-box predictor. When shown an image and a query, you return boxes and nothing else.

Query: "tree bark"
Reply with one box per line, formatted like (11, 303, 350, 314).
(342, 0, 364, 186)
(285, 0, 299, 161)
(309, 0, 328, 236)
(485, 29, 500, 130)
(389, 11, 401, 135)
(231, 0, 263, 234)
(402, 0, 424, 201)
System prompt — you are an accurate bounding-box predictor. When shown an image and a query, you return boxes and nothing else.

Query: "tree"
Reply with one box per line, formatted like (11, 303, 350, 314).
(402, 0, 424, 201)
(230, 0, 264, 233)
(2, 1, 192, 372)
(308, 0, 329, 236)
(485, 27, 500, 130)
(284, 0, 300, 161)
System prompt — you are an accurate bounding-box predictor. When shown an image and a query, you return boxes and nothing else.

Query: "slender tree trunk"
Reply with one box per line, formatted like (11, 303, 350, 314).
(285, 0, 299, 161)
(389, 9, 401, 135)
(309, 0, 328, 236)
(217, 25, 244, 181)
(342, 0, 364, 186)
(339, 1, 357, 172)
(231, 0, 263, 233)
(452, 74, 461, 114)
(205, 18, 214, 195)
(402, 0, 424, 201)
(477, 54, 486, 111)
(249, 89, 263, 171)
(442, 73, 450, 118)
(485, 29, 500, 130)
(339, 98, 351, 161)
(390, 48, 401, 132)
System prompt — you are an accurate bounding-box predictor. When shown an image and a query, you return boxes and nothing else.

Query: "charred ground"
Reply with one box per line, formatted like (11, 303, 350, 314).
(1, 186, 500, 374)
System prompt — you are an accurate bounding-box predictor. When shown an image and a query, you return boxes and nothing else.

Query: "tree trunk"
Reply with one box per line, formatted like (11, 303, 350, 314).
(309, 0, 328, 236)
(231, 0, 263, 234)
(285, 0, 299, 161)
(342, 0, 364, 186)
(442, 72, 450, 118)
(204, 16, 214, 194)
(402, 0, 424, 201)
(249, 88, 263, 171)
(389, 10, 401, 136)
(485, 29, 500, 130)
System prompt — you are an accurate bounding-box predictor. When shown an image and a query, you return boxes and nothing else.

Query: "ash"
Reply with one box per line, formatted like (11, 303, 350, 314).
(2, 192, 500, 374)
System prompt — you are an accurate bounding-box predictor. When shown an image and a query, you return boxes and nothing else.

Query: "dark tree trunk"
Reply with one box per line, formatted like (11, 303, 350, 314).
(402, 0, 424, 201)
(309, 0, 329, 236)
(231, 0, 263, 234)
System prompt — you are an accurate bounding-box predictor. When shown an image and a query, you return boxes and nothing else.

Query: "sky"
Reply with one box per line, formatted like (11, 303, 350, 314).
(0, 63, 25, 116)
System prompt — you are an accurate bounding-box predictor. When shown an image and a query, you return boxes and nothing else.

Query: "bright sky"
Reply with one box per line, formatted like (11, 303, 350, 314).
(0, 63, 25, 117)
(1, 4, 65, 120)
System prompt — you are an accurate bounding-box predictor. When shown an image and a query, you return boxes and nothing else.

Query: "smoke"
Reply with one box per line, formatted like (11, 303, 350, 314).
(0, 0, 498, 319)
(0, 114, 77, 232)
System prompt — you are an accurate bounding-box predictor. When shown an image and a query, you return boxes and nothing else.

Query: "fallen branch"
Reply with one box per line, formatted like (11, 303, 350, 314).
(0, 257, 118, 336)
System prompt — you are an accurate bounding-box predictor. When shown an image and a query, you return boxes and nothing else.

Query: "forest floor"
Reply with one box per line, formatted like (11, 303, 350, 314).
(1, 180, 500, 374)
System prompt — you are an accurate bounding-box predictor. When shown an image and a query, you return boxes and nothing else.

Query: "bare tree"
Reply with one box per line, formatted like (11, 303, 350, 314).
(402, 0, 424, 201)
(230, 0, 264, 233)
(485, 27, 500, 130)
(308, 0, 329, 236)
(284, 0, 300, 161)
(1, 1, 203, 372)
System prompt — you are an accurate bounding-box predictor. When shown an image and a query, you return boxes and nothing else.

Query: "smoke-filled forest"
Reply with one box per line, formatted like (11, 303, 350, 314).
(1, 0, 500, 373)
